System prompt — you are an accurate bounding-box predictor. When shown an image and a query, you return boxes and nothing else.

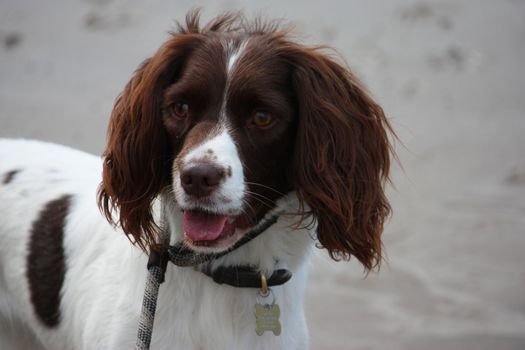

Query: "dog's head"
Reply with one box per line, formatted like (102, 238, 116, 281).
(98, 12, 393, 270)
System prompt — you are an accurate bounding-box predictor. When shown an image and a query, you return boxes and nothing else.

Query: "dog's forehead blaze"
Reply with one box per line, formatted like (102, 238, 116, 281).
(171, 38, 247, 156)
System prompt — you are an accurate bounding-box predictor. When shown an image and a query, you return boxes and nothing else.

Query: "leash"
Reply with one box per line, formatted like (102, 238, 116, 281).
(135, 212, 290, 349)
(136, 204, 170, 350)
(135, 252, 168, 350)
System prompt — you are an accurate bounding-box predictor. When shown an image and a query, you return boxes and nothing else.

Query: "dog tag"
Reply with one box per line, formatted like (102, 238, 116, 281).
(255, 301, 281, 336)
(255, 272, 281, 336)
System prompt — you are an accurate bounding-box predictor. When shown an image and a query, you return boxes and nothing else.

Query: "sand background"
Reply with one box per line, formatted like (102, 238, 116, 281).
(1, 1, 524, 349)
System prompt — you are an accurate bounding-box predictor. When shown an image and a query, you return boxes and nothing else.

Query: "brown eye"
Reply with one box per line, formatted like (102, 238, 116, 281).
(172, 102, 189, 119)
(251, 110, 274, 128)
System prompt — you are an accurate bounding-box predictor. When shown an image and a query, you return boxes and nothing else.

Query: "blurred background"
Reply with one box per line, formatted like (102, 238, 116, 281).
(1, 0, 524, 349)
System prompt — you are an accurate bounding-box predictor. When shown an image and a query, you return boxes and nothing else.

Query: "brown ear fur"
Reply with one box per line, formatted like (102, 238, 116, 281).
(290, 47, 393, 270)
(98, 34, 201, 251)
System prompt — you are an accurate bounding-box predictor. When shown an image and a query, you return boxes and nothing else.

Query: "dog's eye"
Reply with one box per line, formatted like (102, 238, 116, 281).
(251, 110, 274, 128)
(172, 102, 189, 119)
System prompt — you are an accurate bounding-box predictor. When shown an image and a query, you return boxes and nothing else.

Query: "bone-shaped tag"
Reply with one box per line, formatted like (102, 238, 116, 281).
(255, 303, 281, 336)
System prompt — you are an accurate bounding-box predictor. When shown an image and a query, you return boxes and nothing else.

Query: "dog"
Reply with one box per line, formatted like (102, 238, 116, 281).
(0, 11, 392, 350)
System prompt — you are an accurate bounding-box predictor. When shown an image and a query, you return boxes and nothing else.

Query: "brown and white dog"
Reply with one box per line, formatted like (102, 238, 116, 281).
(0, 12, 392, 350)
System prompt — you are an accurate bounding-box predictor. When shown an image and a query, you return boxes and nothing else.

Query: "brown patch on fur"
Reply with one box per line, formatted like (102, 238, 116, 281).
(2, 169, 21, 184)
(27, 194, 72, 327)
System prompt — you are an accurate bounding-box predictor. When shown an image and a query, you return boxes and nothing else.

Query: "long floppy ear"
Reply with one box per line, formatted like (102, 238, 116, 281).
(291, 48, 393, 271)
(98, 34, 200, 251)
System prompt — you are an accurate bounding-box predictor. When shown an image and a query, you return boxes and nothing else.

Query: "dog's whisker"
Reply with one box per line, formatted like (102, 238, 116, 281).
(244, 181, 287, 197)
(244, 191, 276, 209)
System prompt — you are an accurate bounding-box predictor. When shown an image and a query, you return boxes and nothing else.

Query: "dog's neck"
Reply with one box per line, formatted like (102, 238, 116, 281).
(150, 193, 313, 349)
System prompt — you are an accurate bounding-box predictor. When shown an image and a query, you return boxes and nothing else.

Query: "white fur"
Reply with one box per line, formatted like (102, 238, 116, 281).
(0, 139, 314, 350)
(173, 126, 246, 215)
(220, 39, 248, 120)
(226, 40, 246, 74)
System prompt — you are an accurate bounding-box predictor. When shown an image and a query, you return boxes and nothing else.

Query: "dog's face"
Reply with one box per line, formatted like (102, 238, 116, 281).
(164, 36, 297, 251)
(99, 13, 393, 270)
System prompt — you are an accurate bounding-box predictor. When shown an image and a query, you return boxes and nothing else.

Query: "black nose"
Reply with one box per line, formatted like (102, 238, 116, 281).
(180, 163, 224, 198)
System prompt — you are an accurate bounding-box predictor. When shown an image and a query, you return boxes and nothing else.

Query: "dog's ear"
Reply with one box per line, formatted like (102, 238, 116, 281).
(290, 47, 393, 270)
(98, 34, 200, 251)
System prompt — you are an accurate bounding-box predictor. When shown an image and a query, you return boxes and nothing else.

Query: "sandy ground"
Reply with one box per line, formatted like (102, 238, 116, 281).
(1, 1, 525, 349)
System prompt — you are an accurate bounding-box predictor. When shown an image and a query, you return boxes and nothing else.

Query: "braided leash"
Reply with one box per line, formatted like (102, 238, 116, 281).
(135, 202, 170, 350)
(136, 264, 164, 350)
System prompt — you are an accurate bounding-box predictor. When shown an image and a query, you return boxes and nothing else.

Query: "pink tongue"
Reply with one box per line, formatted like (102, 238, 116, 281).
(183, 210, 228, 241)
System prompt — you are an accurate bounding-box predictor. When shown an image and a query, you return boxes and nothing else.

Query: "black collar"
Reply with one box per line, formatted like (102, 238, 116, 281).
(148, 250, 293, 288)
(200, 265, 292, 289)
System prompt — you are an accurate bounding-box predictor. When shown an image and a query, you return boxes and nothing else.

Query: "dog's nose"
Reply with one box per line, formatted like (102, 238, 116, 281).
(180, 163, 223, 197)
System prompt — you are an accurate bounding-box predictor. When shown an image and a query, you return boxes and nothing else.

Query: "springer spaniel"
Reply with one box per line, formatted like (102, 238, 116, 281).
(0, 12, 392, 350)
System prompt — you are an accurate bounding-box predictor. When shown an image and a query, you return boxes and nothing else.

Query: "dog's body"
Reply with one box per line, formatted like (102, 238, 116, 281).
(0, 139, 311, 350)
(0, 12, 392, 350)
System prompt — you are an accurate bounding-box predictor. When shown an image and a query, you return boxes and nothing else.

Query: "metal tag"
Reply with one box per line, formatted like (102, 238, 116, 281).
(255, 297, 281, 336)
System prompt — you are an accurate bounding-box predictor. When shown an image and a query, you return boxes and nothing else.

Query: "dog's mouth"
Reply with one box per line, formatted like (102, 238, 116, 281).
(182, 209, 252, 250)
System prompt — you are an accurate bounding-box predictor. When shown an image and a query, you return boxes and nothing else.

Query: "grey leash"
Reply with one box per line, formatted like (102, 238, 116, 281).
(135, 203, 171, 350)
(136, 263, 165, 350)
